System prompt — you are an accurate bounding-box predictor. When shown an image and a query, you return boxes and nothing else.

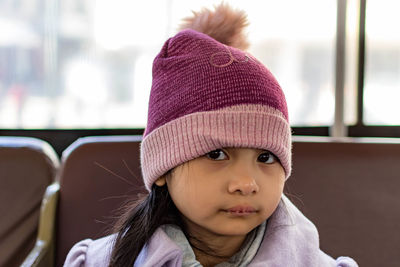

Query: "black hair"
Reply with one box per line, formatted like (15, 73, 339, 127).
(108, 183, 184, 267)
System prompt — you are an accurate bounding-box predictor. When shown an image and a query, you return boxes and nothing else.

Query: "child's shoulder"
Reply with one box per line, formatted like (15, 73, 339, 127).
(63, 228, 183, 267)
(63, 234, 116, 267)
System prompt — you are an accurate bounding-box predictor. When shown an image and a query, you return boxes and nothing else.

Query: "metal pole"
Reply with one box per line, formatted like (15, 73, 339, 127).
(356, 0, 367, 126)
(331, 0, 348, 137)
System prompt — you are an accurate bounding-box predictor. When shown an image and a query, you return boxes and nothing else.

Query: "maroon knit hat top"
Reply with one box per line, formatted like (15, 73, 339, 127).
(140, 6, 291, 191)
(145, 29, 288, 136)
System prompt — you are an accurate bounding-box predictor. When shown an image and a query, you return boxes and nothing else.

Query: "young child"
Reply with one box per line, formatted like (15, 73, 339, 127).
(64, 4, 358, 267)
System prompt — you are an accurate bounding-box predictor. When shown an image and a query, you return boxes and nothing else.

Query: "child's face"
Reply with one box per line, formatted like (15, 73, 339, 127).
(159, 147, 285, 239)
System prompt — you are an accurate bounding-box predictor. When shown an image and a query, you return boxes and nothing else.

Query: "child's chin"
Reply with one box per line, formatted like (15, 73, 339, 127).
(212, 222, 259, 237)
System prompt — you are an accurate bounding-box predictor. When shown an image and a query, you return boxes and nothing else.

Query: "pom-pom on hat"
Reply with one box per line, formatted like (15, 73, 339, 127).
(141, 4, 292, 191)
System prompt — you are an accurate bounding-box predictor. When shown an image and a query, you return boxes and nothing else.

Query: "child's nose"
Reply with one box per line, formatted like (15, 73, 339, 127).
(228, 174, 259, 195)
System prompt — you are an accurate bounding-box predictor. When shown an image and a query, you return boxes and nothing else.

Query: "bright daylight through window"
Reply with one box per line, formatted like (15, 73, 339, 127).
(0, 0, 349, 128)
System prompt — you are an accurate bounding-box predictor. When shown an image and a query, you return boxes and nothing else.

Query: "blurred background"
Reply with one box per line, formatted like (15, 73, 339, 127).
(0, 0, 399, 135)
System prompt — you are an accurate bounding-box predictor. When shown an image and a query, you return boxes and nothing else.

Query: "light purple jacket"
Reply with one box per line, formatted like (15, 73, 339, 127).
(64, 196, 358, 267)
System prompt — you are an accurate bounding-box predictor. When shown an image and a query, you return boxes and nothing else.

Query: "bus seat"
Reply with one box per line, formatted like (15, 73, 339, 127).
(54, 135, 145, 267)
(286, 136, 400, 267)
(0, 136, 59, 267)
(22, 135, 400, 267)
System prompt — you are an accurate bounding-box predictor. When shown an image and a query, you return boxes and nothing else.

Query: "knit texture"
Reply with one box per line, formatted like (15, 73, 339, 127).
(144, 29, 288, 136)
(141, 29, 291, 190)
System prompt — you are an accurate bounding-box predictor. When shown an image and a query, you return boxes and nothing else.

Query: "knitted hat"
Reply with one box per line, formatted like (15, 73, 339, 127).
(141, 5, 291, 191)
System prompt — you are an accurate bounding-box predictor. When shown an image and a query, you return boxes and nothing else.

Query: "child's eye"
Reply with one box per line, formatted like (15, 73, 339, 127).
(257, 151, 277, 164)
(206, 149, 228, 160)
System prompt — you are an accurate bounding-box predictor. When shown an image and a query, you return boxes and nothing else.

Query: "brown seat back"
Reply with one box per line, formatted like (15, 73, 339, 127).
(55, 135, 145, 267)
(0, 137, 59, 267)
(56, 135, 400, 266)
(287, 137, 400, 267)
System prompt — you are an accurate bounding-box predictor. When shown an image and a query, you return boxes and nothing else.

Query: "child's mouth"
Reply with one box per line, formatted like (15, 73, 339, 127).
(225, 206, 257, 216)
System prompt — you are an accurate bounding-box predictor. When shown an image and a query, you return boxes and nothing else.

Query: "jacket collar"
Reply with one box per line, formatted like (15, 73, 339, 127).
(135, 229, 183, 267)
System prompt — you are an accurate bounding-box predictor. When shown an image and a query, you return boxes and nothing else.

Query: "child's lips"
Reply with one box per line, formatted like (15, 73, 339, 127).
(224, 205, 257, 216)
